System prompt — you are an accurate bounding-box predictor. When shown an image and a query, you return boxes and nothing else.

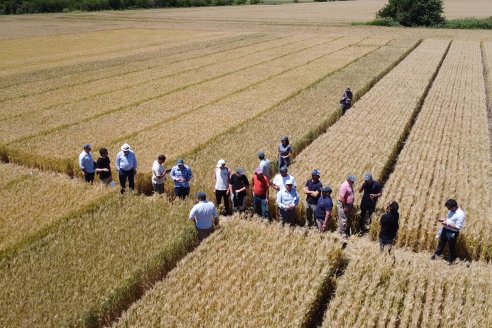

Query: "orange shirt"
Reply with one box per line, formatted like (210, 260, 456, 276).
(252, 174, 270, 197)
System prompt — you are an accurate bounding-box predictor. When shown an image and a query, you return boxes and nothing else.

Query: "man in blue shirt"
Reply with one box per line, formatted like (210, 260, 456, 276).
(189, 192, 219, 242)
(315, 186, 333, 232)
(170, 159, 193, 199)
(276, 179, 299, 226)
(79, 144, 95, 184)
(115, 143, 138, 194)
(302, 169, 323, 228)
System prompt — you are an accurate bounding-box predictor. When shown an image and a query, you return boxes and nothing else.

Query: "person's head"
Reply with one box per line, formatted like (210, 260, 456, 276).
(99, 148, 108, 157)
(280, 166, 288, 176)
(258, 151, 265, 160)
(255, 167, 263, 177)
(347, 175, 356, 185)
(235, 168, 244, 177)
(285, 179, 294, 191)
(158, 155, 166, 164)
(386, 201, 399, 215)
(444, 199, 458, 211)
(196, 192, 207, 202)
(364, 173, 373, 184)
(281, 136, 289, 146)
(177, 159, 184, 168)
(83, 144, 91, 153)
(217, 159, 226, 169)
(346, 87, 351, 92)
(121, 143, 131, 154)
(311, 169, 320, 181)
(321, 186, 332, 197)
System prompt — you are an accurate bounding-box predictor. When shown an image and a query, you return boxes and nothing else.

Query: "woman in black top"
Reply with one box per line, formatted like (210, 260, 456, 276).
(96, 148, 112, 185)
(379, 201, 399, 252)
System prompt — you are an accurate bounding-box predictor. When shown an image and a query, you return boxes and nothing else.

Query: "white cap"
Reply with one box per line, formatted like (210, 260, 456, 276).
(217, 159, 226, 168)
(121, 143, 131, 151)
(285, 179, 294, 185)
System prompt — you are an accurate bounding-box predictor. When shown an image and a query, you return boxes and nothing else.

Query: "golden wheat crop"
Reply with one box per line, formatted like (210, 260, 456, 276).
(0, 162, 111, 256)
(0, 195, 196, 327)
(289, 39, 449, 210)
(322, 238, 492, 328)
(113, 218, 344, 327)
(377, 40, 492, 261)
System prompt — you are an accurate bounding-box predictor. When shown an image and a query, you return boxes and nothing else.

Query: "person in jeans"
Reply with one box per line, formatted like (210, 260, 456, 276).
(170, 159, 193, 199)
(79, 144, 95, 184)
(432, 199, 466, 263)
(358, 173, 382, 234)
(337, 175, 356, 238)
(251, 167, 270, 221)
(152, 155, 167, 195)
(213, 159, 231, 215)
(189, 192, 219, 243)
(229, 168, 249, 213)
(315, 186, 333, 232)
(258, 151, 271, 179)
(95, 148, 112, 185)
(277, 136, 293, 171)
(302, 169, 323, 227)
(115, 143, 137, 194)
(379, 201, 399, 252)
(276, 179, 299, 226)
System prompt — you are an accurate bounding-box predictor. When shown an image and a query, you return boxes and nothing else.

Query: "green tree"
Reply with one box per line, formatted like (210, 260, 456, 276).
(377, 0, 444, 27)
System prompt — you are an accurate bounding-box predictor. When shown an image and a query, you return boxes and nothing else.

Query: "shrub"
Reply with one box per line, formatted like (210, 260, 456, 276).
(377, 0, 444, 27)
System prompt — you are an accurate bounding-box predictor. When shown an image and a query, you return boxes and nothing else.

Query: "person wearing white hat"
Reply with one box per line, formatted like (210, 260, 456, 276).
(213, 159, 231, 215)
(276, 179, 299, 226)
(79, 143, 95, 184)
(115, 143, 138, 194)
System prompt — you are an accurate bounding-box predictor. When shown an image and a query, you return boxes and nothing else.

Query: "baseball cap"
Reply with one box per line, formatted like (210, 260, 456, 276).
(177, 159, 184, 165)
(217, 159, 226, 168)
(311, 169, 320, 176)
(279, 166, 288, 172)
(121, 143, 131, 151)
(347, 175, 356, 182)
(83, 143, 91, 149)
(281, 136, 289, 141)
(321, 186, 332, 193)
(364, 173, 373, 181)
(285, 179, 294, 185)
(236, 168, 244, 175)
(258, 151, 265, 158)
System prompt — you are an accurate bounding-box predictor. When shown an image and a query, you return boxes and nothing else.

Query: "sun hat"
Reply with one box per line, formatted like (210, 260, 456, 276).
(217, 159, 226, 168)
(121, 143, 131, 151)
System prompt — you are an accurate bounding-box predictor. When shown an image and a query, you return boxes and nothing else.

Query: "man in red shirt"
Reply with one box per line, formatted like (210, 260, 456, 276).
(338, 175, 356, 238)
(251, 167, 270, 222)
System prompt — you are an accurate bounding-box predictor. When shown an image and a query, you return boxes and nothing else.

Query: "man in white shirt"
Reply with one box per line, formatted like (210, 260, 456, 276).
(189, 192, 219, 242)
(432, 199, 466, 263)
(152, 155, 167, 195)
(272, 166, 297, 192)
(213, 159, 231, 215)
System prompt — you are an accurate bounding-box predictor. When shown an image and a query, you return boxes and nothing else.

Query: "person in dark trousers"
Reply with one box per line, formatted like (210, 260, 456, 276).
(379, 201, 400, 252)
(115, 143, 137, 193)
(213, 159, 231, 215)
(251, 167, 270, 221)
(276, 179, 299, 226)
(358, 173, 382, 234)
(340, 87, 353, 115)
(277, 136, 293, 171)
(96, 148, 112, 185)
(229, 168, 249, 213)
(79, 144, 95, 184)
(189, 192, 219, 243)
(258, 151, 271, 179)
(432, 199, 466, 263)
(302, 169, 323, 228)
(315, 186, 333, 232)
(170, 159, 193, 200)
(152, 155, 167, 195)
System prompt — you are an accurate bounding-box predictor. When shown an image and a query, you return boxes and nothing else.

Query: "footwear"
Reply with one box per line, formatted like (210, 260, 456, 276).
(431, 254, 437, 260)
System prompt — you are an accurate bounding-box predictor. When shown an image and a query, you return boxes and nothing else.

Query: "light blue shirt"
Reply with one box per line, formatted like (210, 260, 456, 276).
(276, 187, 299, 209)
(171, 165, 193, 188)
(79, 151, 94, 173)
(259, 159, 271, 178)
(189, 200, 218, 229)
(115, 150, 137, 171)
(445, 207, 466, 232)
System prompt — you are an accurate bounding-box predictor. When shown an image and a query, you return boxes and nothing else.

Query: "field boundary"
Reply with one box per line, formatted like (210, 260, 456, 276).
(481, 41, 492, 160)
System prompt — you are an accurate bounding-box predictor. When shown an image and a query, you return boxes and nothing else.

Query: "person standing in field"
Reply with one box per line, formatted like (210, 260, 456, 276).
(95, 148, 112, 185)
(432, 199, 466, 263)
(337, 175, 356, 238)
(115, 143, 138, 194)
(276, 179, 299, 226)
(379, 201, 399, 252)
(189, 192, 219, 243)
(358, 173, 382, 234)
(251, 167, 270, 221)
(152, 155, 167, 195)
(302, 169, 323, 228)
(213, 159, 231, 215)
(340, 87, 353, 115)
(315, 186, 333, 232)
(258, 151, 271, 179)
(229, 168, 249, 213)
(79, 144, 95, 184)
(277, 136, 293, 171)
(170, 159, 193, 200)
(272, 166, 297, 192)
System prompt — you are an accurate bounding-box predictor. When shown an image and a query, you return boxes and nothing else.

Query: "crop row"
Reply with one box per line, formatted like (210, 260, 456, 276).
(322, 239, 492, 328)
(113, 218, 344, 328)
(0, 195, 196, 327)
(377, 41, 492, 261)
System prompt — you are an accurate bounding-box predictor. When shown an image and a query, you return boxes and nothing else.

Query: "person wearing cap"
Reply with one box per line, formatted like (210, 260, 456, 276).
(379, 201, 399, 252)
(95, 148, 112, 185)
(213, 159, 231, 215)
(272, 166, 297, 192)
(315, 186, 333, 232)
(276, 179, 299, 226)
(251, 167, 270, 221)
(432, 199, 466, 263)
(170, 159, 193, 199)
(358, 173, 382, 233)
(258, 151, 271, 179)
(302, 169, 323, 227)
(277, 136, 293, 171)
(229, 168, 249, 213)
(115, 143, 138, 193)
(152, 155, 167, 195)
(189, 192, 219, 243)
(340, 87, 353, 115)
(337, 175, 356, 237)
(79, 144, 95, 184)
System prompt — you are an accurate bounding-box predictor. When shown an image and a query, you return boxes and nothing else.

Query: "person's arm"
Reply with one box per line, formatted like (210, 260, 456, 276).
(370, 184, 383, 199)
(115, 153, 121, 172)
(303, 183, 311, 195)
(276, 191, 285, 209)
(265, 185, 270, 203)
(212, 170, 217, 192)
(358, 181, 365, 193)
(250, 176, 255, 196)
(188, 207, 197, 222)
(79, 154, 86, 174)
(132, 152, 137, 173)
(322, 209, 332, 232)
(283, 147, 292, 159)
(170, 167, 177, 181)
(272, 176, 280, 191)
(293, 192, 299, 207)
